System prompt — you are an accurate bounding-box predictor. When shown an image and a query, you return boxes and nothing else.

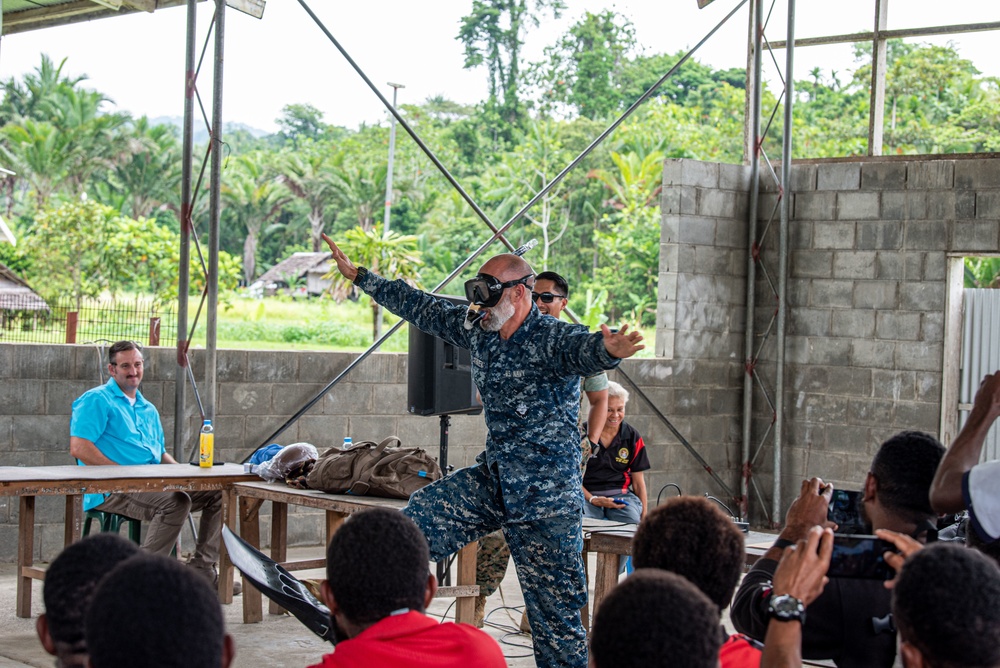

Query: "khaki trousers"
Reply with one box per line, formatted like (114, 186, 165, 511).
(94, 490, 223, 573)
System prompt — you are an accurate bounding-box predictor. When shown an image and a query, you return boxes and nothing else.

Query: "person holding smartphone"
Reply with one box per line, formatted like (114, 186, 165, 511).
(731, 431, 945, 668)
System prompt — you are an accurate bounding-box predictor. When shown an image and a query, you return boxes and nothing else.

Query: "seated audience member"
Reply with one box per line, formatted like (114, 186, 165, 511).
(731, 431, 946, 668)
(85, 554, 234, 668)
(583, 381, 649, 523)
(892, 542, 1000, 668)
(36, 534, 140, 668)
(309, 507, 506, 668)
(70, 340, 236, 594)
(632, 496, 762, 667)
(589, 569, 721, 668)
(930, 371, 1000, 541)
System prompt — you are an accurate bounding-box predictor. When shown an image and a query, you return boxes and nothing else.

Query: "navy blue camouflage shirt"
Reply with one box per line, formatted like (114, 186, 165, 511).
(357, 270, 622, 522)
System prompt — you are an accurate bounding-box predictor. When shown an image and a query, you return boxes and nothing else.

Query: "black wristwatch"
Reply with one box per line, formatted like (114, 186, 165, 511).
(353, 266, 368, 285)
(768, 594, 806, 624)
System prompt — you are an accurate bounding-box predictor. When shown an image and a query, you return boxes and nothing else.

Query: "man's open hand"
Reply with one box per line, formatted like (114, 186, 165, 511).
(601, 324, 645, 359)
(322, 233, 359, 282)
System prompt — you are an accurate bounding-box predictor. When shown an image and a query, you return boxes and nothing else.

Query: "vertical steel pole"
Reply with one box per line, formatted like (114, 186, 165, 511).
(867, 0, 889, 156)
(175, 0, 196, 460)
(206, 0, 225, 424)
(774, 0, 795, 523)
(741, 0, 764, 522)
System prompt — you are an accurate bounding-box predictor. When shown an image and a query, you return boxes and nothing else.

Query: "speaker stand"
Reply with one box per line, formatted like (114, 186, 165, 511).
(436, 414, 452, 586)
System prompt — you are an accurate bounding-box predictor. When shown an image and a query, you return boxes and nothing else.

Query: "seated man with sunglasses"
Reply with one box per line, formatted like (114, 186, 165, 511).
(322, 234, 644, 668)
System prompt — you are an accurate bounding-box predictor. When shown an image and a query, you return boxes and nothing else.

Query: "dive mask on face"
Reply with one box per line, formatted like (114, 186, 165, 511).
(463, 273, 534, 307)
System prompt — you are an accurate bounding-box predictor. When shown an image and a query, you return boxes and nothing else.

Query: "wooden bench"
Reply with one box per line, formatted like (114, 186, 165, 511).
(0, 463, 253, 617)
(231, 481, 481, 626)
(584, 525, 779, 622)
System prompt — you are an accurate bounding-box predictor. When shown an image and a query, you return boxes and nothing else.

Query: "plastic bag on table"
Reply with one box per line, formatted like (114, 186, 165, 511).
(255, 443, 318, 482)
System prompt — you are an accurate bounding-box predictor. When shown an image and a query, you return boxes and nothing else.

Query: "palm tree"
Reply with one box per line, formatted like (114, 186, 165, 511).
(221, 153, 292, 284)
(327, 224, 422, 341)
(104, 117, 181, 219)
(278, 148, 343, 251)
(0, 54, 85, 125)
(329, 162, 387, 232)
(0, 119, 73, 208)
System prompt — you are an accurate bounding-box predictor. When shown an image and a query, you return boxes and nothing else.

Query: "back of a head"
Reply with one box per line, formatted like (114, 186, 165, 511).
(326, 508, 430, 625)
(85, 554, 224, 668)
(631, 496, 744, 612)
(43, 533, 140, 646)
(590, 569, 721, 668)
(870, 431, 945, 518)
(893, 542, 1000, 668)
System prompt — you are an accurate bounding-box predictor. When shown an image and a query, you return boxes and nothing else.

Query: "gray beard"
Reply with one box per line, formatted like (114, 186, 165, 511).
(481, 294, 515, 332)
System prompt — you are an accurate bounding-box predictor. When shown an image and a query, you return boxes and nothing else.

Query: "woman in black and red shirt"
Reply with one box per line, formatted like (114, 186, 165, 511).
(582, 381, 650, 524)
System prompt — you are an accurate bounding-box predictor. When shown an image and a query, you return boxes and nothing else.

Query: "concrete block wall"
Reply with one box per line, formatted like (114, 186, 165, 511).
(0, 342, 488, 561)
(645, 159, 752, 504)
(750, 156, 1000, 515)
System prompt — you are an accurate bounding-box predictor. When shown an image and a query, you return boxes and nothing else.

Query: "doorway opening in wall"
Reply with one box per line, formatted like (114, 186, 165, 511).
(941, 254, 1000, 458)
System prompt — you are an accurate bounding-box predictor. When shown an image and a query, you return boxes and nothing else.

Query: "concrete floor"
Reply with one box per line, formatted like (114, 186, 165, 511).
(0, 545, 568, 668)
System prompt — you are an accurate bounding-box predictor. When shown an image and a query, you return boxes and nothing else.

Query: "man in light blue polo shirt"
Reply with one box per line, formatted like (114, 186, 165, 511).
(70, 340, 229, 591)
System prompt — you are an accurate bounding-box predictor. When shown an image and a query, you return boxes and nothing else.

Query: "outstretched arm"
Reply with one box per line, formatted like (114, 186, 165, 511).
(931, 372, 1000, 513)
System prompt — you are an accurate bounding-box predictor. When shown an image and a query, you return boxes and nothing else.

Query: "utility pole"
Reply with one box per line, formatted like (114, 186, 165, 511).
(383, 82, 405, 238)
(374, 82, 404, 341)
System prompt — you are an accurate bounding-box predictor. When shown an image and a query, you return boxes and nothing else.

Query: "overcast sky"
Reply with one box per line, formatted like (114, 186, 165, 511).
(0, 0, 996, 133)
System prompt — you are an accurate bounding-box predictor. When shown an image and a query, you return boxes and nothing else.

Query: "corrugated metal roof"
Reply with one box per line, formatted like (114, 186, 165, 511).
(1, 0, 190, 36)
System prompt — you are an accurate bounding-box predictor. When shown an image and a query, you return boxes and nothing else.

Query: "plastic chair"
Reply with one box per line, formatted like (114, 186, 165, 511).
(82, 509, 142, 544)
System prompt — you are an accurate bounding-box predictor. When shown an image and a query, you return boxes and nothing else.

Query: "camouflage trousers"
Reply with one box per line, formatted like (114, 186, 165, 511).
(403, 463, 588, 668)
(476, 530, 511, 597)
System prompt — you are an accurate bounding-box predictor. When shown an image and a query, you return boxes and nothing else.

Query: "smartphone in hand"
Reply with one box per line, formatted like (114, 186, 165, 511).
(828, 534, 896, 580)
(828, 489, 867, 535)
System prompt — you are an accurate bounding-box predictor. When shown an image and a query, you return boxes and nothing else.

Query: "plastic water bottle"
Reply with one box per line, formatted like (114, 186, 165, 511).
(342, 436, 353, 449)
(199, 420, 214, 468)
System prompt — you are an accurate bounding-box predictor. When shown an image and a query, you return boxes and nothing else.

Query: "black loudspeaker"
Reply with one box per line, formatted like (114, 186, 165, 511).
(407, 294, 483, 417)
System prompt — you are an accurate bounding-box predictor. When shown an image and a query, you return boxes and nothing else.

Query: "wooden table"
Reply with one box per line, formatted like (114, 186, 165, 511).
(231, 481, 481, 626)
(0, 463, 254, 617)
(585, 523, 779, 624)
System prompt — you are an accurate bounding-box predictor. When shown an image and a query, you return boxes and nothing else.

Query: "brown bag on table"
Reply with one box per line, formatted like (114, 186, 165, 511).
(305, 436, 442, 500)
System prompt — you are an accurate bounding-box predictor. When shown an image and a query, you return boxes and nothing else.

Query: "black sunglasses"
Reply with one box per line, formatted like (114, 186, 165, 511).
(532, 291, 566, 304)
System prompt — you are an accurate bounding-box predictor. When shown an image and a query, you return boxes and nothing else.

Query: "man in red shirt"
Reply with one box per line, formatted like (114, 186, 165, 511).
(308, 508, 506, 668)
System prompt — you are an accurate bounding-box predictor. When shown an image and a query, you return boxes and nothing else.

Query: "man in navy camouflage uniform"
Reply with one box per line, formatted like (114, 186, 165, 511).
(323, 234, 644, 668)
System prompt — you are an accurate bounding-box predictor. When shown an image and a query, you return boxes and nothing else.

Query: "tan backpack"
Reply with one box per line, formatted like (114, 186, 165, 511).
(305, 436, 442, 499)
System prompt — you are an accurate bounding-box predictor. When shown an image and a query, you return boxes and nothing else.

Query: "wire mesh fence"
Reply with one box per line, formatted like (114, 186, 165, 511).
(0, 295, 176, 346)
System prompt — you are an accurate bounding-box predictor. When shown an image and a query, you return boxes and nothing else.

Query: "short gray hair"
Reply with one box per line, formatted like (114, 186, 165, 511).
(607, 381, 629, 404)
